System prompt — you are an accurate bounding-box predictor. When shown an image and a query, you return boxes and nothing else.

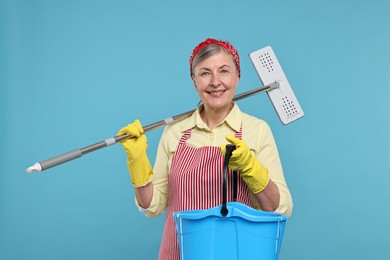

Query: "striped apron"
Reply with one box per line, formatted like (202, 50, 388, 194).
(158, 126, 253, 260)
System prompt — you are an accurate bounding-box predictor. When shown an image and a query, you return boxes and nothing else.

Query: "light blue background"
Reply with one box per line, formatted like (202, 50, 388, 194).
(1, 0, 389, 259)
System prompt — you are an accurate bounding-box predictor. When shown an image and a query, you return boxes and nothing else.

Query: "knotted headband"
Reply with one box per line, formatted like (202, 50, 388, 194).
(189, 38, 241, 78)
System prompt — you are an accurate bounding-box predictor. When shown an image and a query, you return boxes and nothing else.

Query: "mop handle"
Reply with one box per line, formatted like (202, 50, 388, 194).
(26, 82, 280, 173)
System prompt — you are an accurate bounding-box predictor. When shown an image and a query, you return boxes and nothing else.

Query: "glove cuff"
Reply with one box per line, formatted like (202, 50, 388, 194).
(241, 159, 269, 194)
(127, 154, 154, 187)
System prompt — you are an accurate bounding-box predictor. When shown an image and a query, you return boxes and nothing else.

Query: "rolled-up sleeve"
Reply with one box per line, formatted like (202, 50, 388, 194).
(258, 123, 293, 216)
(135, 125, 177, 217)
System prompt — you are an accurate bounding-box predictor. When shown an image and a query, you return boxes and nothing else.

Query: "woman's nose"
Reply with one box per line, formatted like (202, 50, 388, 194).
(210, 73, 221, 86)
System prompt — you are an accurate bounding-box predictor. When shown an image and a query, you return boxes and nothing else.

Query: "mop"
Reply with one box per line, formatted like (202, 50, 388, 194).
(26, 46, 304, 173)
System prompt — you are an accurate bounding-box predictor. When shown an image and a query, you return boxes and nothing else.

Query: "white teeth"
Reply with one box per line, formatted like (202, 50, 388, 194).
(208, 90, 225, 96)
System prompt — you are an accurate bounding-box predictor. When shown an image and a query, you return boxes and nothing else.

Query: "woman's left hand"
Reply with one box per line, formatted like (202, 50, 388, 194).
(221, 136, 269, 193)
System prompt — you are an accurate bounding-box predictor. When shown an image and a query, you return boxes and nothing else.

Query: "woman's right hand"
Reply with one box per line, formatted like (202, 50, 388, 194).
(117, 120, 153, 187)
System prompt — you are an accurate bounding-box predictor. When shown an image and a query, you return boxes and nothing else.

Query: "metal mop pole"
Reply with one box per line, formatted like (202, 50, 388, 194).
(25, 82, 280, 173)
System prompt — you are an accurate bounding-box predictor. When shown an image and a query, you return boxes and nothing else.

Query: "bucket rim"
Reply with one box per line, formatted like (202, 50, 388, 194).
(173, 202, 287, 222)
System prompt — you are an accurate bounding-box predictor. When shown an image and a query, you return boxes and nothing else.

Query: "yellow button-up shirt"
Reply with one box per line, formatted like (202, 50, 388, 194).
(138, 103, 293, 217)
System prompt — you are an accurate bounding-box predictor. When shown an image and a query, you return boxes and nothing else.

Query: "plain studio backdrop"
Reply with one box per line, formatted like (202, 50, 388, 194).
(1, 0, 389, 259)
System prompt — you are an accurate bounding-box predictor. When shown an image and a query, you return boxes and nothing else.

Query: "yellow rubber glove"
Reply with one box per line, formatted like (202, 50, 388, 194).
(117, 120, 153, 187)
(221, 136, 269, 193)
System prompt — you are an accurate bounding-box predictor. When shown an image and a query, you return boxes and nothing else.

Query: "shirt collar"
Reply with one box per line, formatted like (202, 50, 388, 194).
(180, 102, 242, 132)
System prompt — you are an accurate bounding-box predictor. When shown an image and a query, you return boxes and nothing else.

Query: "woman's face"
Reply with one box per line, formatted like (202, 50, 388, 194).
(193, 50, 239, 112)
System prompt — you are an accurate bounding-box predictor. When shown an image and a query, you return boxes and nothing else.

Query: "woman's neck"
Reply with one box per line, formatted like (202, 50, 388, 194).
(200, 103, 233, 129)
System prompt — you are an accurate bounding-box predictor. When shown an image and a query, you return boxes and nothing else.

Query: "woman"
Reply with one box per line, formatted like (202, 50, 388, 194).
(117, 38, 293, 260)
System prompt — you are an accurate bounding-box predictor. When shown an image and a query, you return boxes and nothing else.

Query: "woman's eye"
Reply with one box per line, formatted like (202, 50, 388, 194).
(200, 71, 210, 76)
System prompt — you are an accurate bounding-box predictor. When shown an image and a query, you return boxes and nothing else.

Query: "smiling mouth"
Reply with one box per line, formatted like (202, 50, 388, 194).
(207, 90, 226, 97)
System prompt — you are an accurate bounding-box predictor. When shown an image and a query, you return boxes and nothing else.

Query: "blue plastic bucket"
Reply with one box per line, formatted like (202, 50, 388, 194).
(173, 145, 288, 259)
(173, 202, 287, 260)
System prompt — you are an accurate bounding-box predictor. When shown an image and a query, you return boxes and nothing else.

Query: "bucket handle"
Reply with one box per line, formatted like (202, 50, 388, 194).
(221, 144, 237, 217)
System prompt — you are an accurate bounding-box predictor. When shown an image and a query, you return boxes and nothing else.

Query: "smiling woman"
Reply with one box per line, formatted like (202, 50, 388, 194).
(193, 50, 239, 128)
(116, 38, 293, 260)
(189, 39, 242, 129)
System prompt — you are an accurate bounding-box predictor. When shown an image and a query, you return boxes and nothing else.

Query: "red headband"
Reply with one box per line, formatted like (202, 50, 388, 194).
(189, 38, 241, 78)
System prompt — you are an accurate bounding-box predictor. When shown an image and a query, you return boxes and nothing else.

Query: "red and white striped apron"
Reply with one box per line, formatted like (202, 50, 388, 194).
(158, 126, 254, 260)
